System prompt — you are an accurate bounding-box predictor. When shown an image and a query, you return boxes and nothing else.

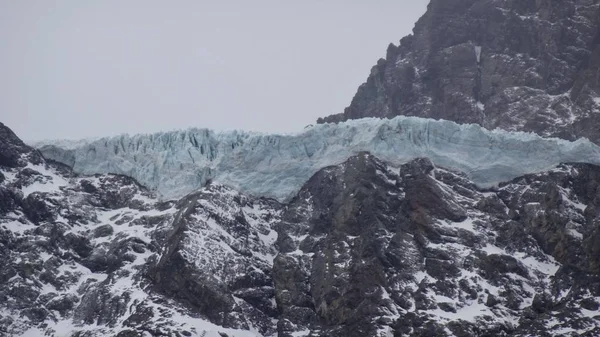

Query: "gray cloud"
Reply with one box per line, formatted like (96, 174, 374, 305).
(1, 0, 428, 141)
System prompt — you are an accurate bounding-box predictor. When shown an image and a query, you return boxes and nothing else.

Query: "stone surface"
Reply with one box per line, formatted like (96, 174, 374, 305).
(318, 0, 600, 145)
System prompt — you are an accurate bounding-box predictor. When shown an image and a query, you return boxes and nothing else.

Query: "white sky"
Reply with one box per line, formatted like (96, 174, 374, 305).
(1, 0, 428, 141)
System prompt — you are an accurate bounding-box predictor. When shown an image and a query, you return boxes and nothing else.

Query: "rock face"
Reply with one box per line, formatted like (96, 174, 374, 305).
(2, 123, 600, 336)
(149, 185, 282, 335)
(272, 154, 600, 336)
(318, 0, 600, 144)
(0, 122, 43, 168)
(4, 3, 600, 336)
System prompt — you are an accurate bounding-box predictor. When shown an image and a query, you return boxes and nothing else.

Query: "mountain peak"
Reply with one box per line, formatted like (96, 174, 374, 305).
(318, 0, 600, 144)
(0, 123, 42, 168)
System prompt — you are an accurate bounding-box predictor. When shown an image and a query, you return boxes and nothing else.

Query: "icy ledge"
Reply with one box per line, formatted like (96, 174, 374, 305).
(35, 116, 600, 201)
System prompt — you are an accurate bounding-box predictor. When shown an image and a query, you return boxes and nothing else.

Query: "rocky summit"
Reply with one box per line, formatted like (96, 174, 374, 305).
(318, 0, 600, 145)
(2, 118, 600, 336)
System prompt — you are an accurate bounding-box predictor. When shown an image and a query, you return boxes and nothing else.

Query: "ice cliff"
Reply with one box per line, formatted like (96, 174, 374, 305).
(35, 116, 600, 201)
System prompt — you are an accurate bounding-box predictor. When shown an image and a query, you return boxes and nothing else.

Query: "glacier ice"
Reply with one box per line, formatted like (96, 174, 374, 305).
(35, 116, 600, 201)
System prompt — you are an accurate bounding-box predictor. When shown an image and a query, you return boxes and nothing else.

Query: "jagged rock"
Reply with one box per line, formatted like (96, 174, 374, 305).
(73, 282, 130, 327)
(21, 193, 55, 223)
(93, 224, 114, 238)
(0, 122, 42, 168)
(149, 186, 280, 334)
(0, 187, 19, 215)
(531, 293, 553, 314)
(318, 0, 600, 145)
(1, 123, 600, 336)
(115, 330, 143, 337)
(46, 294, 79, 316)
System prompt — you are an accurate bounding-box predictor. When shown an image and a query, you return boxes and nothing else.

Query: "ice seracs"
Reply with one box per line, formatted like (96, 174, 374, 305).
(35, 116, 600, 201)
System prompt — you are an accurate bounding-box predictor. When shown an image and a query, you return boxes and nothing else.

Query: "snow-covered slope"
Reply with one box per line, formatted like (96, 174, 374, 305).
(0, 159, 267, 337)
(4, 121, 600, 337)
(36, 116, 600, 201)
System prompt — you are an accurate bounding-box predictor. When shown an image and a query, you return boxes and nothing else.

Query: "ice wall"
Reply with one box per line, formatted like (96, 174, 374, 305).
(36, 116, 600, 201)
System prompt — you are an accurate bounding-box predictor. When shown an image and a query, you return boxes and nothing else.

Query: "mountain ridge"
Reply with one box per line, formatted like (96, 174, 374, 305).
(318, 0, 600, 145)
(2, 121, 600, 336)
(3, 0, 600, 335)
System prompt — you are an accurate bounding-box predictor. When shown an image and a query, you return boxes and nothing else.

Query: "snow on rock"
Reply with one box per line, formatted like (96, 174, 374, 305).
(0, 159, 266, 337)
(3, 134, 600, 336)
(593, 96, 600, 109)
(474, 45, 482, 63)
(20, 163, 69, 197)
(35, 116, 600, 201)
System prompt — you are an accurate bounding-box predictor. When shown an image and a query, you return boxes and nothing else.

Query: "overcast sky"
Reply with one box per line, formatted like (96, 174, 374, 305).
(1, 0, 428, 141)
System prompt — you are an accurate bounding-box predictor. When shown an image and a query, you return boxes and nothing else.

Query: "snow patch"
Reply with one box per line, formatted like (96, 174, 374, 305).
(474, 46, 482, 63)
(0, 219, 36, 234)
(20, 163, 69, 197)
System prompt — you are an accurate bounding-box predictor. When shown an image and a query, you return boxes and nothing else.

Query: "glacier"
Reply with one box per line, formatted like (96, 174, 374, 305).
(35, 116, 600, 201)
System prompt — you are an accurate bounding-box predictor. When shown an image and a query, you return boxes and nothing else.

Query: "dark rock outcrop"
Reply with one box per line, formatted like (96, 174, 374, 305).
(0, 122, 43, 168)
(149, 185, 281, 335)
(270, 153, 600, 336)
(318, 0, 600, 144)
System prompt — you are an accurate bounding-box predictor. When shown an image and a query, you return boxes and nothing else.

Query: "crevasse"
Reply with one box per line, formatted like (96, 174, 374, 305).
(35, 116, 600, 201)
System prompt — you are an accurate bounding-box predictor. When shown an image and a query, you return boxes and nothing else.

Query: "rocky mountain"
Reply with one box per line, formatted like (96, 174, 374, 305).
(3, 1, 600, 336)
(2, 117, 600, 337)
(317, 0, 600, 145)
